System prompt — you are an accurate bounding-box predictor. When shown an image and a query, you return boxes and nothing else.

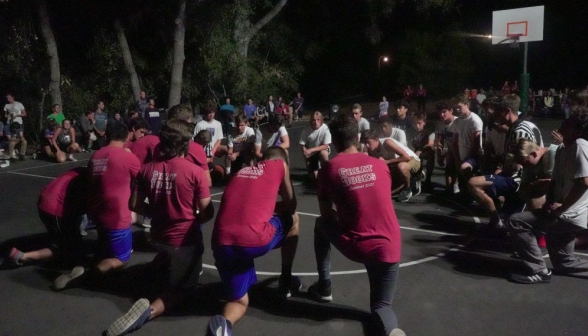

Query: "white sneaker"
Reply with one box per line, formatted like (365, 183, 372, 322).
(453, 184, 460, 194)
(68, 154, 77, 162)
(0, 160, 9, 168)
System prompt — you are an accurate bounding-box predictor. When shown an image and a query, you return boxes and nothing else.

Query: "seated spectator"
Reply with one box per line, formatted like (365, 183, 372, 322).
(379, 116, 407, 146)
(41, 119, 58, 159)
(299, 112, 331, 185)
(276, 100, 291, 128)
(243, 98, 259, 127)
(254, 113, 290, 160)
(362, 129, 421, 202)
(3, 121, 27, 161)
(52, 119, 82, 162)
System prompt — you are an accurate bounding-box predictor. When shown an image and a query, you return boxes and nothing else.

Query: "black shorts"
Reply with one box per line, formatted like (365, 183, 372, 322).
(153, 243, 203, 290)
(38, 209, 84, 263)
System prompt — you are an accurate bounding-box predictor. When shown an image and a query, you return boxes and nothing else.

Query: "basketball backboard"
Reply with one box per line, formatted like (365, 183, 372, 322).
(492, 6, 544, 45)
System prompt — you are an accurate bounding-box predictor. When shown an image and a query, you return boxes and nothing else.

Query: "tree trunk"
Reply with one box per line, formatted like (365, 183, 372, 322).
(114, 19, 141, 101)
(37, 0, 62, 108)
(168, 0, 186, 108)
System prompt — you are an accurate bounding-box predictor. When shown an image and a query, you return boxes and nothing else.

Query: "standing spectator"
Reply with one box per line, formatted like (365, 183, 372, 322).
(220, 97, 236, 135)
(403, 85, 414, 104)
(4, 93, 27, 129)
(75, 111, 96, 152)
(416, 84, 427, 111)
(311, 114, 405, 336)
(265, 95, 277, 115)
(562, 87, 571, 119)
(136, 90, 149, 117)
(543, 91, 554, 117)
(511, 80, 520, 95)
(293, 92, 304, 121)
(145, 99, 162, 135)
(411, 112, 435, 190)
(94, 101, 108, 149)
(47, 104, 65, 126)
(3, 122, 27, 161)
(379, 96, 389, 117)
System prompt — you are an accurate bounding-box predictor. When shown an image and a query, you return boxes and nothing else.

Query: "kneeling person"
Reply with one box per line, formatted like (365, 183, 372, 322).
(208, 146, 299, 336)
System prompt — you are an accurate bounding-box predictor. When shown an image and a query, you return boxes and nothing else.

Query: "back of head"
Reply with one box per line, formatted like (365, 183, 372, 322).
(498, 94, 521, 114)
(329, 114, 358, 151)
(268, 113, 284, 128)
(167, 105, 193, 122)
(127, 118, 149, 132)
(435, 101, 452, 113)
(194, 129, 212, 146)
(159, 119, 193, 158)
(262, 146, 289, 163)
(106, 121, 129, 142)
(570, 89, 588, 118)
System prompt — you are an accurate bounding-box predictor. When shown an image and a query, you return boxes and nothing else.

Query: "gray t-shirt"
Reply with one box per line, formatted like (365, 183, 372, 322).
(552, 139, 588, 228)
(521, 144, 558, 184)
(94, 111, 107, 132)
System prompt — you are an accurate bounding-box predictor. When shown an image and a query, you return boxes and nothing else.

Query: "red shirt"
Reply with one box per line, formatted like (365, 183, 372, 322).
(131, 135, 159, 165)
(138, 157, 210, 247)
(212, 160, 285, 247)
(87, 146, 141, 230)
(38, 167, 87, 218)
(276, 105, 290, 115)
(318, 152, 401, 264)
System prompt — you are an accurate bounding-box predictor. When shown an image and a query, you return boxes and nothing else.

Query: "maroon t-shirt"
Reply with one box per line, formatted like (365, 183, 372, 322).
(130, 134, 159, 165)
(318, 152, 401, 264)
(212, 160, 285, 247)
(38, 167, 86, 218)
(87, 146, 141, 230)
(138, 157, 211, 247)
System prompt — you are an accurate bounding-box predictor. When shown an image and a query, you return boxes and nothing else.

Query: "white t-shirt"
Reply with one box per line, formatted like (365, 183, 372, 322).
(300, 123, 331, 149)
(453, 112, 483, 161)
(552, 139, 588, 228)
(255, 126, 287, 150)
(194, 119, 224, 157)
(389, 128, 407, 146)
(4, 101, 25, 125)
(435, 116, 457, 150)
(379, 138, 420, 161)
(357, 117, 370, 138)
(228, 126, 255, 152)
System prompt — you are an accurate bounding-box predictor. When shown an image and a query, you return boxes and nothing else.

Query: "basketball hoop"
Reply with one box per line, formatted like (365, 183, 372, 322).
(497, 34, 522, 49)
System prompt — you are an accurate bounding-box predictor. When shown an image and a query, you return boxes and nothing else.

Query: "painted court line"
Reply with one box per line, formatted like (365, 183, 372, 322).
(1, 159, 89, 173)
(8, 171, 57, 180)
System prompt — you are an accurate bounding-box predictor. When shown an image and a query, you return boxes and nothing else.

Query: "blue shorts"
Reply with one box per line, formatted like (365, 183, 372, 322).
(213, 214, 294, 301)
(462, 156, 480, 172)
(484, 174, 525, 215)
(97, 227, 133, 262)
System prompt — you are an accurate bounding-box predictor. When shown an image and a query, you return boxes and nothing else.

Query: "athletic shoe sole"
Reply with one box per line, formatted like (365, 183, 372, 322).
(106, 298, 150, 336)
(53, 266, 85, 290)
(208, 315, 231, 336)
(389, 328, 406, 336)
(307, 283, 333, 303)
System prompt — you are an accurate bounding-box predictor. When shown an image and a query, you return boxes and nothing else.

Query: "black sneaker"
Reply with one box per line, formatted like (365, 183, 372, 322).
(509, 270, 551, 284)
(278, 275, 302, 298)
(308, 280, 332, 302)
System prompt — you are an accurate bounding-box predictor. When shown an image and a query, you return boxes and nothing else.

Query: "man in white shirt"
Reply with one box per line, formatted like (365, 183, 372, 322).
(451, 94, 483, 189)
(378, 117, 407, 146)
(227, 114, 256, 176)
(254, 114, 290, 160)
(300, 112, 331, 182)
(194, 107, 226, 163)
(4, 93, 27, 128)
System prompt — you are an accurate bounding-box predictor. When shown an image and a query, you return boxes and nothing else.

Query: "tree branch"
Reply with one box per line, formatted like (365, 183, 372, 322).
(251, 0, 287, 36)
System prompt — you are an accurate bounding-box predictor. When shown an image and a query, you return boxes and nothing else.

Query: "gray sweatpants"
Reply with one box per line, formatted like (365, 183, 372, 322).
(508, 209, 588, 275)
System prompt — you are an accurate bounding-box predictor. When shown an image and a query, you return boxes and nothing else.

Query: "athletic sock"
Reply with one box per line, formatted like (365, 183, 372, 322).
(225, 167, 231, 175)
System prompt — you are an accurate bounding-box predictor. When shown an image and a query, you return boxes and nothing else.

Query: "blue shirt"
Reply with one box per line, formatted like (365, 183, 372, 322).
(244, 104, 257, 119)
(95, 111, 108, 131)
(220, 104, 235, 114)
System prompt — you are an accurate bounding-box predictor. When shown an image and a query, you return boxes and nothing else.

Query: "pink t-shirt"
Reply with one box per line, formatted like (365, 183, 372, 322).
(318, 152, 401, 264)
(212, 160, 285, 247)
(138, 157, 211, 247)
(131, 135, 159, 165)
(38, 167, 86, 218)
(87, 146, 141, 230)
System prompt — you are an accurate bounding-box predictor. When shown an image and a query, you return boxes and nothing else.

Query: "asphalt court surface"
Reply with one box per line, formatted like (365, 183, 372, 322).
(2, 117, 588, 336)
